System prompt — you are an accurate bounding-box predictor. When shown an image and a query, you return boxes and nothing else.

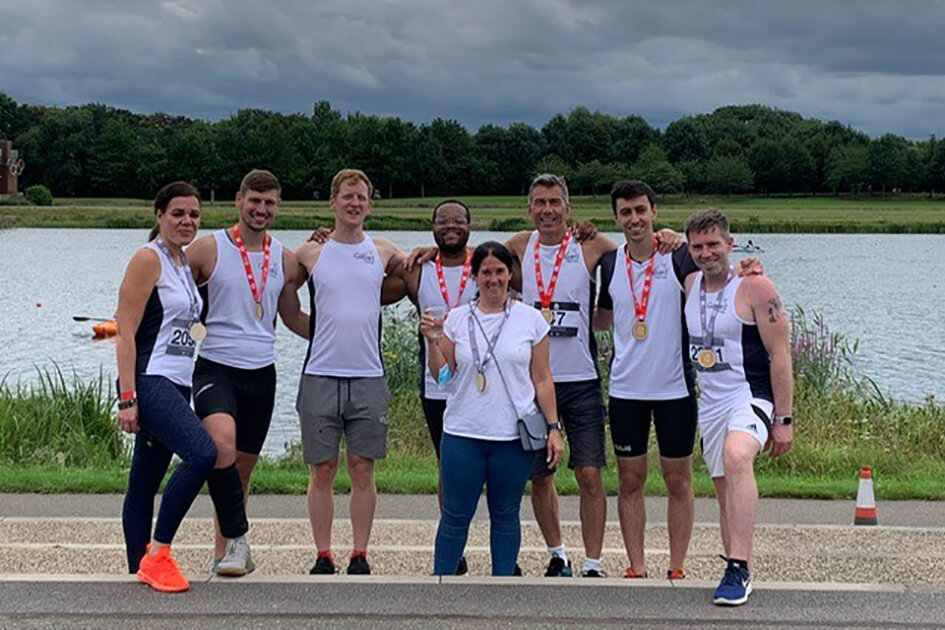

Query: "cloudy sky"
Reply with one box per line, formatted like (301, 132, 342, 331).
(2, 0, 944, 138)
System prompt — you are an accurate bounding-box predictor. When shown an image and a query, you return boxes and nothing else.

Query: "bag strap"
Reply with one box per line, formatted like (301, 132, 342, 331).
(469, 302, 519, 415)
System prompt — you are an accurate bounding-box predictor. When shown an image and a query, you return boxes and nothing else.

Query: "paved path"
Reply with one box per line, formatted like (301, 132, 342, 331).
(2, 494, 944, 629)
(3, 493, 944, 526)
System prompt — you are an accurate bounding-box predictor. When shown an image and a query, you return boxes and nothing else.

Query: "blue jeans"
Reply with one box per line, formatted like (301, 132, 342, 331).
(434, 433, 535, 576)
(121, 374, 217, 572)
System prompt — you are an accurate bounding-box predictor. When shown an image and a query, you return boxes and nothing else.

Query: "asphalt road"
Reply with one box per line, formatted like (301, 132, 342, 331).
(2, 579, 944, 629)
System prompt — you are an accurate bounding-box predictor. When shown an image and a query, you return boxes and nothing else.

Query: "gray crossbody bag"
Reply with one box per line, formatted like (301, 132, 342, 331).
(470, 306, 548, 452)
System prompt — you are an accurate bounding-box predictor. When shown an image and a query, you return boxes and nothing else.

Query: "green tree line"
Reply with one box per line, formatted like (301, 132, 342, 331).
(3, 91, 945, 199)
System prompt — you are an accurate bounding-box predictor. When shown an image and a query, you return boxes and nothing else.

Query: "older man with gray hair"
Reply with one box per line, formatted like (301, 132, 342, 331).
(504, 174, 680, 577)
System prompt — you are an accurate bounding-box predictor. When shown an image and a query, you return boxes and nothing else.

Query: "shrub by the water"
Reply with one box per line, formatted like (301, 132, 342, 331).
(0, 366, 121, 466)
(25, 184, 54, 207)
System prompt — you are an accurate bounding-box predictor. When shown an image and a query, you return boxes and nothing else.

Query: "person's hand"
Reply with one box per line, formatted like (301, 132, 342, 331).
(117, 405, 139, 434)
(419, 310, 441, 342)
(546, 427, 564, 469)
(735, 256, 764, 277)
(766, 423, 793, 457)
(571, 220, 599, 243)
(308, 227, 332, 244)
(655, 229, 683, 253)
(404, 246, 439, 271)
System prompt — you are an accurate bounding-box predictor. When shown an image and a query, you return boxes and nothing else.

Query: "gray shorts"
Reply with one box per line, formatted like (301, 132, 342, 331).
(296, 374, 390, 464)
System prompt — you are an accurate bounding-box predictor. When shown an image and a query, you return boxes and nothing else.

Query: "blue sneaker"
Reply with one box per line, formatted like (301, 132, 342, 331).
(713, 562, 752, 606)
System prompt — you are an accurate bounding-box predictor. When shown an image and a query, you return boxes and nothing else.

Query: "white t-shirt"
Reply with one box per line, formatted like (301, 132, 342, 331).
(442, 300, 550, 441)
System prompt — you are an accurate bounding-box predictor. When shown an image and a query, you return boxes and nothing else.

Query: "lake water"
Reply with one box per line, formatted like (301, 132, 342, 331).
(1, 228, 942, 455)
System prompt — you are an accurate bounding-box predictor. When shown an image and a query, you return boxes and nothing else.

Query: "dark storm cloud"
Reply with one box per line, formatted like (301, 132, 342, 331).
(2, 0, 944, 137)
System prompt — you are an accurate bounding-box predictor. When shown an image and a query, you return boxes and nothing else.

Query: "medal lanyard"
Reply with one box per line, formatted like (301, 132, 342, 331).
(698, 267, 734, 348)
(533, 231, 571, 309)
(624, 243, 656, 323)
(232, 225, 271, 308)
(435, 250, 472, 309)
(467, 299, 511, 375)
(155, 236, 201, 322)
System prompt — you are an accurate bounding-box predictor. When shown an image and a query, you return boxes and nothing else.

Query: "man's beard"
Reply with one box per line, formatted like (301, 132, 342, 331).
(434, 234, 468, 256)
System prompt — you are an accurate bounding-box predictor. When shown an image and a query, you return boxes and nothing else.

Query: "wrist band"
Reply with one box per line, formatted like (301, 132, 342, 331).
(118, 398, 137, 410)
(120, 390, 137, 401)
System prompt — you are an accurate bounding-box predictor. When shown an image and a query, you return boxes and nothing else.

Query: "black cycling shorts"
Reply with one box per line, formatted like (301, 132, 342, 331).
(193, 357, 276, 456)
(608, 394, 697, 459)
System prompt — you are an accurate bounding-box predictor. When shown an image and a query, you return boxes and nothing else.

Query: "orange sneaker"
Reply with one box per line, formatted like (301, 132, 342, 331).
(137, 544, 190, 593)
(666, 568, 686, 580)
(624, 568, 648, 579)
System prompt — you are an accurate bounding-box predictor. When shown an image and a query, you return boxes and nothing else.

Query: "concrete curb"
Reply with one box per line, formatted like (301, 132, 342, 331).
(0, 573, 931, 593)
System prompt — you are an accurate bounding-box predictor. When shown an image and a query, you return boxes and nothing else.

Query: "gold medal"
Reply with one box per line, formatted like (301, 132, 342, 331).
(254, 302, 264, 320)
(189, 322, 207, 342)
(632, 320, 648, 341)
(476, 371, 487, 392)
(542, 308, 554, 324)
(697, 348, 717, 369)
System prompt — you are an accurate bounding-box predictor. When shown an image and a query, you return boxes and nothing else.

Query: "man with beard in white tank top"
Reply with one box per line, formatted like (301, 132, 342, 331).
(682, 209, 793, 606)
(186, 170, 310, 576)
(294, 169, 407, 576)
(505, 174, 682, 578)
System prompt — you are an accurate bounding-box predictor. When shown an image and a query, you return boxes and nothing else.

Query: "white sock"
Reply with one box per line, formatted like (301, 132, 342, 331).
(582, 558, 602, 572)
(547, 545, 567, 563)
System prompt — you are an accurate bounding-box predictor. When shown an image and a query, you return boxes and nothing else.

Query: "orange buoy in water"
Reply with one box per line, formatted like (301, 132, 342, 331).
(92, 319, 118, 339)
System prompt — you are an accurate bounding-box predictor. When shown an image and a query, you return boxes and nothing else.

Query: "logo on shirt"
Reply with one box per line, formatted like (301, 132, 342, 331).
(354, 251, 376, 265)
(564, 250, 580, 263)
(746, 423, 757, 433)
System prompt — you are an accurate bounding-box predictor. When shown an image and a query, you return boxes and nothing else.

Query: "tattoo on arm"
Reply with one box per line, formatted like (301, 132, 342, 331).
(767, 296, 784, 323)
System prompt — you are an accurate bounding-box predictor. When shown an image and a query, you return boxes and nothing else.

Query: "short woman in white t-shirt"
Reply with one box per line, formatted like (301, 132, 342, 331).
(421, 241, 563, 576)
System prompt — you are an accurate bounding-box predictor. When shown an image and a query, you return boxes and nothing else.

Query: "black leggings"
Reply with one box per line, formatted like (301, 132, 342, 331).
(122, 375, 217, 572)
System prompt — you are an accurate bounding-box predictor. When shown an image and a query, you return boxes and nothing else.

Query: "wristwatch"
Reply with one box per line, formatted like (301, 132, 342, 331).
(773, 415, 793, 426)
(547, 421, 563, 433)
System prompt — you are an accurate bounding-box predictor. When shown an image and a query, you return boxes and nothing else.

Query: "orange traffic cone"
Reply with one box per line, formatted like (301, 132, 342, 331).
(854, 466, 878, 526)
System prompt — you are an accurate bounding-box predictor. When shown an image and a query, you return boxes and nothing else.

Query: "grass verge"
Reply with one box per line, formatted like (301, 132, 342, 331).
(2, 194, 945, 232)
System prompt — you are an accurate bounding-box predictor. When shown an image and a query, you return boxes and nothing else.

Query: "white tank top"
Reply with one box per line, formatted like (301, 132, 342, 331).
(684, 273, 773, 417)
(303, 237, 385, 378)
(198, 230, 285, 369)
(135, 242, 203, 387)
(521, 231, 598, 382)
(417, 257, 478, 399)
(599, 246, 694, 400)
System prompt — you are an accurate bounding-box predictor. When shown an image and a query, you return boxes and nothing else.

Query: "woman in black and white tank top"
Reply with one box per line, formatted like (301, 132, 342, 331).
(115, 182, 217, 593)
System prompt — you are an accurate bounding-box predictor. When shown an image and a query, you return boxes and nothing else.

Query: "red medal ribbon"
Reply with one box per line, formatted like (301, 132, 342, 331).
(624, 244, 656, 323)
(533, 230, 571, 309)
(231, 225, 271, 309)
(435, 250, 472, 309)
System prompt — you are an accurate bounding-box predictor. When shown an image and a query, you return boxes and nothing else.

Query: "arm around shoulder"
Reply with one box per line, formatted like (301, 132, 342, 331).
(278, 249, 310, 339)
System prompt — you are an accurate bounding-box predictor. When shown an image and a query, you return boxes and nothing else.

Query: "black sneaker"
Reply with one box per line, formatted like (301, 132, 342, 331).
(544, 556, 573, 577)
(309, 555, 336, 575)
(347, 555, 371, 575)
(456, 556, 468, 576)
(580, 568, 606, 577)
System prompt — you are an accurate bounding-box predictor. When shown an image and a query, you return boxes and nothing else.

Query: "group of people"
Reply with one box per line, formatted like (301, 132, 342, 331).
(115, 167, 793, 607)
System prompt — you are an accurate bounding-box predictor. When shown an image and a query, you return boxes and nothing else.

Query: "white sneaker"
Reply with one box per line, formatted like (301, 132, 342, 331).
(215, 536, 255, 577)
(208, 557, 221, 575)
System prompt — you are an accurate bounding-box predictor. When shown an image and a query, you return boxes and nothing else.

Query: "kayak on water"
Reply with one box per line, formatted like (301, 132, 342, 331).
(92, 320, 118, 339)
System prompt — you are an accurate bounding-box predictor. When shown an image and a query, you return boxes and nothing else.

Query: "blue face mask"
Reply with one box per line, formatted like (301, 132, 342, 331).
(437, 365, 454, 389)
